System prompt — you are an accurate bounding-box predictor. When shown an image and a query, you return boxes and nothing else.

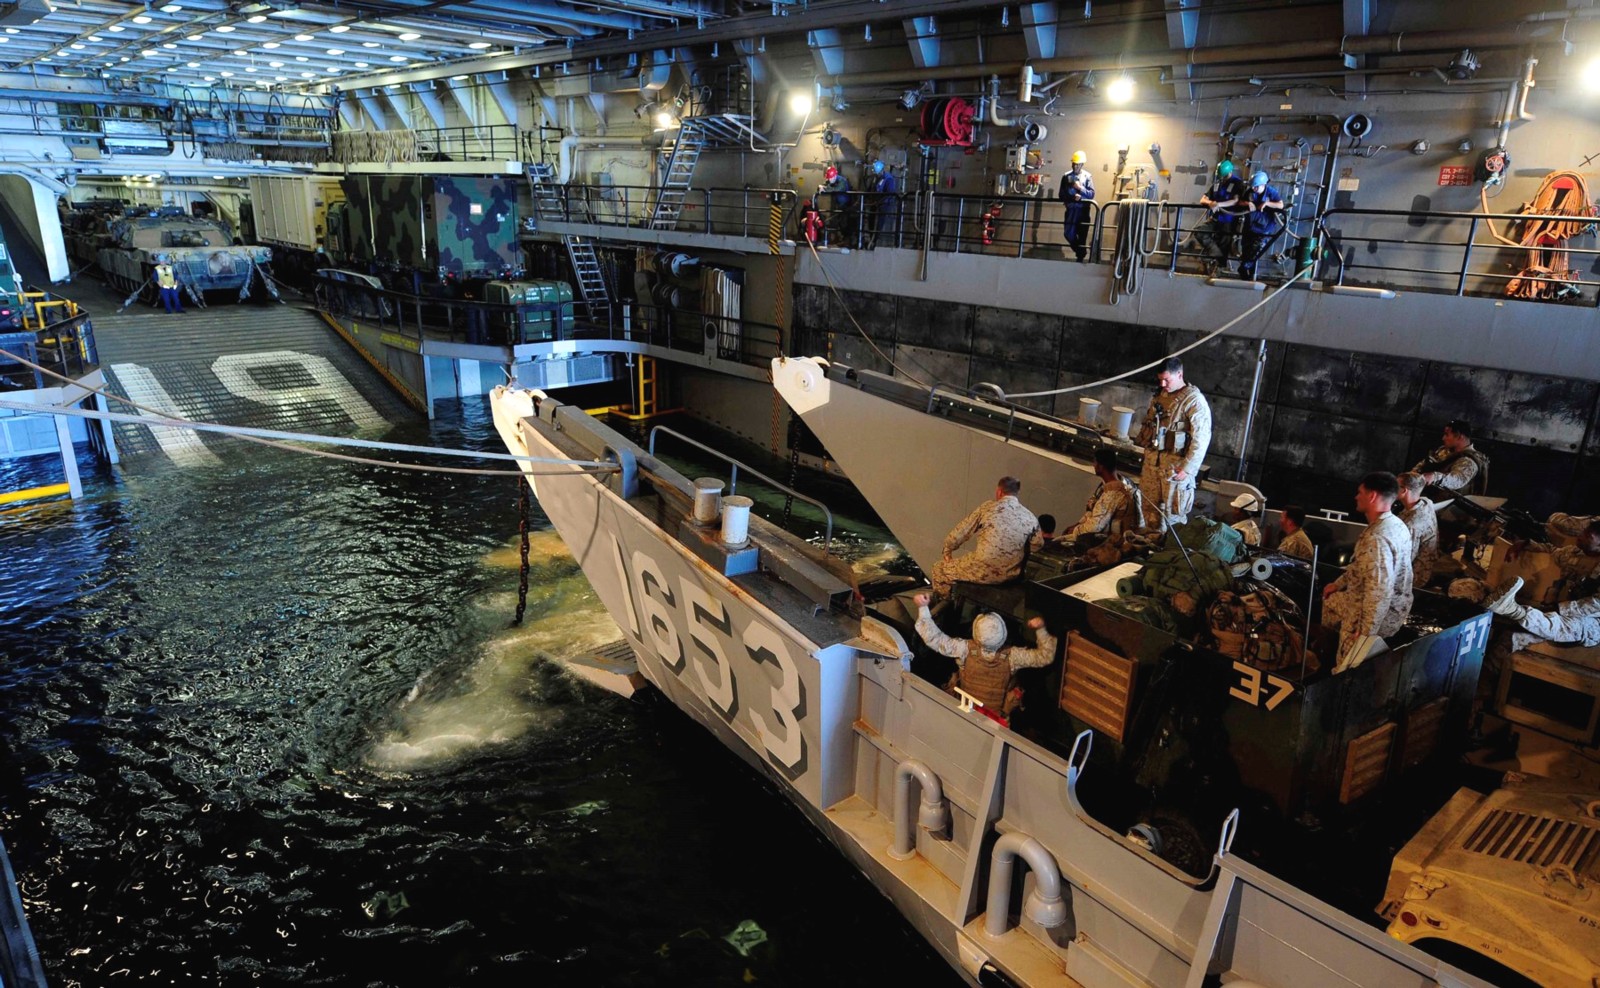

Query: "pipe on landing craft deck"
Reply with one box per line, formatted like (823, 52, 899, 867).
(984, 832, 1067, 939)
(890, 758, 948, 860)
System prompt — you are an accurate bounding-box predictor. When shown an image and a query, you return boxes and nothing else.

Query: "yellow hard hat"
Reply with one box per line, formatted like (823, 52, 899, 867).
(1071, 150, 1087, 164)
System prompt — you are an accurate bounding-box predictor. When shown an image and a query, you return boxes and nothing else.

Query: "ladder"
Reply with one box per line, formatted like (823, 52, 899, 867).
(527, 161, 611, 315)
(650, 118, 706, 230)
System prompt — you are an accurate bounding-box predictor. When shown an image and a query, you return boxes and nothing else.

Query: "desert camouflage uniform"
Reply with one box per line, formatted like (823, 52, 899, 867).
(1278, 529, 1314, 560)
(1398, 497, 1440, 585)
(1412, 443, 1489, 494)
(914, 604, 1058, 713)
(1066, 476, 1141, 540)
(1323, 512, 1414, 661)
(931, 496, 1044, 595)
(1231, 518, 1262, 547)
(1136, 384, 1212, 531)
(1547, 512, 1599, 542)
(1509, 594, 1600, 652)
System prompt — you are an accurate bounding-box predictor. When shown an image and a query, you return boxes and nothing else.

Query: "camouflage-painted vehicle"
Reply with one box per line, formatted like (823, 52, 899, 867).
(0, 221, 23, 330)
(97, 207, 272, 302)
(326, 175, 522, 293)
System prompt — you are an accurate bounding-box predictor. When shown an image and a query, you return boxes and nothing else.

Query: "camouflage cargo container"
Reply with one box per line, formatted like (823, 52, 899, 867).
(327, 175, 522, 290)
(97, 207, 270, 298)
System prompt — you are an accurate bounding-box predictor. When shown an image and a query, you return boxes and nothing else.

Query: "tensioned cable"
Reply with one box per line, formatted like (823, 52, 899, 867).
(802, 237, 935, 388)
(1005, 263, 1311, 399)
(0, 399, 614, 478)
(0, 344, 618, 476)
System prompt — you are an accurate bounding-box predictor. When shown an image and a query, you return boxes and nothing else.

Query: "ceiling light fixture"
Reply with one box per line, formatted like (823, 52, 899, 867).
(142, 48, 158, 56)
(325, 48, 343, 55)
(268, 60, 282, 66)
(187, 60, 200, 67)
(89, 34, 102, 41)
(294, 33, 312, 41)
(353, 60, 368, 67)
(69, 42, 84, 49)
(246, 14, 267, 22)
(107, 24, 124, 31)
(300, 70, 313, 76)
(1106, 74, 1135, 103)
(203, 75, 214, 81)
(275, 74, 286, 80)
(398, 32, 420, 40)
(389, 54, 406, 61)
(329, 24, 349, 32)
(162, 42, 176, 48)
(325, 66, 338, 72)
(215, 25, 235, 32)
(450, 74, 467, 80)
(3, 27, 17, 34)
(262, 41, 279, 49)
(245, 66, 256, 71)
(160, 3, 183, 11)
(468, 41, 490, 49)
(186, 32, 203, 40)
(220, 70, 233, 76)
(361, 41, 378, 47)
(132, 14, 152, 23)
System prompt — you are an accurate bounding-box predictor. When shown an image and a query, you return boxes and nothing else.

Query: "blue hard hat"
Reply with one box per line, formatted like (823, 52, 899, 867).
(872, 160, 885, 174)
(1250, 171, 1269, 187)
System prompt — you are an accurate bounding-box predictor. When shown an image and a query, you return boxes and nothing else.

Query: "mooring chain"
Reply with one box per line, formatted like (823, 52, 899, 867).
(513, 479, 531, 626)
(781, 414, 802, 528)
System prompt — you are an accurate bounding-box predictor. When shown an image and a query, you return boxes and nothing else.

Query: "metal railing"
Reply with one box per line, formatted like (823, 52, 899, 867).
(413, 124, 520, 162)
(312, 270, 782, 370)
(533, 184, 799, 241)
(1317, 206, 1600, 299)
(648, 424, 835, 549)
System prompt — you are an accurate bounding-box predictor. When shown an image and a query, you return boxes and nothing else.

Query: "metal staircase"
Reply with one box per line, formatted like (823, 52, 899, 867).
(527, 161, 611, 316)
(649, 118, 705, 230)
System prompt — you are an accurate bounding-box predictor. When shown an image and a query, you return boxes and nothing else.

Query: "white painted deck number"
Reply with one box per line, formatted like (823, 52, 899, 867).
(1229, 661, 1295, 711)
(611, 535, 807, 774)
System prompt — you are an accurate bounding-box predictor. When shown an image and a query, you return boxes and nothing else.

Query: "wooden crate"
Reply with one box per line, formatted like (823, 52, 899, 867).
(1496, 649, 1600, 744)
(1340, 722, 1396, 804)
(1059, 631, 1137, 743)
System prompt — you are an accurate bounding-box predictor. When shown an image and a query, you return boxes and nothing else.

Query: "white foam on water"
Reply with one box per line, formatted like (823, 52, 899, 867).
(364, 556, 622, 773)
(480, 530, 574, 569)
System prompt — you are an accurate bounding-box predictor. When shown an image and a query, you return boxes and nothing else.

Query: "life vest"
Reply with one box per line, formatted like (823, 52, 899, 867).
(959, 644, 1013, 710)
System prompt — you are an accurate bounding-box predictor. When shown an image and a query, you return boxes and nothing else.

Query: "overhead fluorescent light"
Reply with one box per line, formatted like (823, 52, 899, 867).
(107, 24, 124, 31)
(159, 3, 183, 11)
(293, 33, 312, 41)
(246, 14, 267, 23)
(388, 54, 406, 61)
(398, 32, 419, 40)
(262, 41, 279, 49)
(325, 47, 342, 54)
(361, 41, 378, 47)
(328, 24, 348, 32)
(353, 60, 367, 67)
(468, 41, 490, 49)
(132, 15, 152, 23)
(215, 24, 235, 32)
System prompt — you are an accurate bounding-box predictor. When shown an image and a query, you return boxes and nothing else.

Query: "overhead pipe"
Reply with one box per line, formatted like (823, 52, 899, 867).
(826, 25, 1566, 89)
(983, 832, 1068, 938)
(1497, 57, 1539, 148)
(986, 75, 1018, 127)
(889, 759, 949, 860)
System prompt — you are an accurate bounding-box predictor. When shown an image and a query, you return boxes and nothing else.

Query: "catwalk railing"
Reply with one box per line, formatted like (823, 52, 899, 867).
(527, 184, 799, 242)
(535, 182, 1600, 303)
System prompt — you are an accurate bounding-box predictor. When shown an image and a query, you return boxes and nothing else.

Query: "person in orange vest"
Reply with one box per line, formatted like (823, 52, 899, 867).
(153, 255, 184, 314)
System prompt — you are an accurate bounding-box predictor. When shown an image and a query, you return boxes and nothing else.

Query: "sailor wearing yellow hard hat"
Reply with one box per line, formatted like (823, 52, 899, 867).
(1058, 150, 1095, 262)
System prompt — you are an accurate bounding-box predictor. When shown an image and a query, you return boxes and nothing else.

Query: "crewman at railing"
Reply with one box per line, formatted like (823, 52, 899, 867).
(1058, 151, 1095, 262)
(911, 593, 1057, 721)
(1411, 419, 1490, 494)
(819, 165, 854, 247)
(1238, 171, 1285, 281)
(865, 160, 899, 249)
(1136, 357, 1212, 532)
(1193, 161, 1245, 276)
(930, 475, 1045, 598)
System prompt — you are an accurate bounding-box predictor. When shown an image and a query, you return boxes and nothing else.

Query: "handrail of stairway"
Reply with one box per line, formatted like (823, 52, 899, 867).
(648, 424, 834, 550)
(533, 184, 799, 239)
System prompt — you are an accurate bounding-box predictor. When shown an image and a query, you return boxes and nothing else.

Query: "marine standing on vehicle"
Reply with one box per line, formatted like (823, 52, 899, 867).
(1137, 357, 1212, 532)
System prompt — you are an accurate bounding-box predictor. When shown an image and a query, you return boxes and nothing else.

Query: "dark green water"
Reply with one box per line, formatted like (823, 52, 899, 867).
(0, 398, 953, 986)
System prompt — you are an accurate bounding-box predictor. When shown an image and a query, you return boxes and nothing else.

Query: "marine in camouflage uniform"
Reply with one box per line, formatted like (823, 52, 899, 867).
(1066, 448, 1142, 541)
(1278, 528, 1314, 560)
(1395, 472, 1440, 586)
(930, 477, 1044, 596)
(1322, 473, 1414, 673)
(1489, 591, 1600, 652)
(913, 604, 1057, 716)
(1136, 359, 1212, 532)
(1411, 420, 1489, 494)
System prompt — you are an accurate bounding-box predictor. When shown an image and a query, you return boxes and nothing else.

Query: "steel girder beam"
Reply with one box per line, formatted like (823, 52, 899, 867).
(1020, 2, 1057, 61)
(445, 78, 482, 128)
(806, 28, 844, 77)
(409, 82, 449, 129)
(585, 92, 608, 135)
(486, 74, 521, 127)
(381, 87, 416, 130)
(903, 16, 940, 70)
(1344, 0, 1370, 93)
(355, 90, 393, 130)
(1165, 0, 1198, 99)
(337, 98, 363, 130)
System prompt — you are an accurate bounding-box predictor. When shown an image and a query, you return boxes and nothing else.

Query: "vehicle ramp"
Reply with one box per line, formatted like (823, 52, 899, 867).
(90, 304, 415, 464)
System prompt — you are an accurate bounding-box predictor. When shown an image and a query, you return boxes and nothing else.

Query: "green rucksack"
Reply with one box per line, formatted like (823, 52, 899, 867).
(1166, 517, 1248, 564)
(1141, 547, 1233, 605)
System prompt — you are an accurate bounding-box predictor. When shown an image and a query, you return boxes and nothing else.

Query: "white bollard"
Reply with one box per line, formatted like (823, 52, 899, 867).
(1077, 397, 1101, 426)
(1109, 405, 1134, 440)
(721, 495, 754, 546)
(692, 478, 724, 526)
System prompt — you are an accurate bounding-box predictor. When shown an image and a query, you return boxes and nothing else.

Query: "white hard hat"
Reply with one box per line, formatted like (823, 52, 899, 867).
(972, 613, 1007, 652)
(1230, 492, 1262, 512)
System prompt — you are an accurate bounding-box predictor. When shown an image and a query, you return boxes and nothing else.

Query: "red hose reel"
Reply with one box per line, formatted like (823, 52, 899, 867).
(918, 97, 975, 147)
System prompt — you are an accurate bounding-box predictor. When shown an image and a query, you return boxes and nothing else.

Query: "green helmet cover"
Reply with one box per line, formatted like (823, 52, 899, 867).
(1216, 160, 1235, 179)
